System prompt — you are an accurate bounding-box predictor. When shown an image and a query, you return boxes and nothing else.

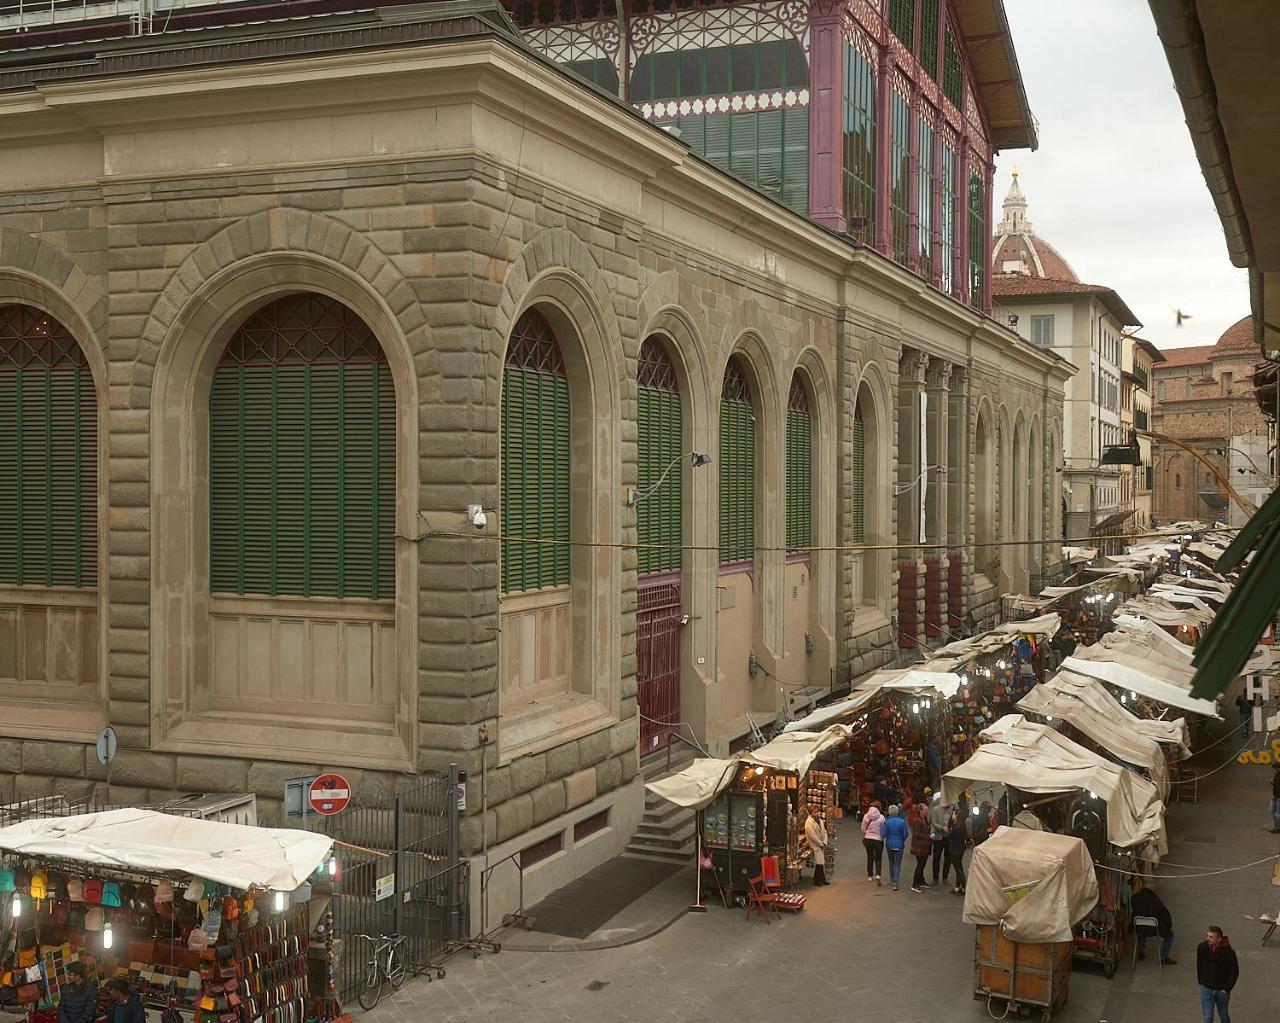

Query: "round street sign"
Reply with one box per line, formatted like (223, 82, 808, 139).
(96, 726, 117, 767)
(307, 773, 351, 816)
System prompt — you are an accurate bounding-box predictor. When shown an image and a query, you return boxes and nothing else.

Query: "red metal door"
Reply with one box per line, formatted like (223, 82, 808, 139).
(637, 577, 682, 755)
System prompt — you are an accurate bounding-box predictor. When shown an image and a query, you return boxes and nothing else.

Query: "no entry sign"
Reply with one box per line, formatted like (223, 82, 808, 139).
(308, 773, 351, 816)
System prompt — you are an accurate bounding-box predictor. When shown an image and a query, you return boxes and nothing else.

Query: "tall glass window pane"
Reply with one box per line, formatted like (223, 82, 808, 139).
(842, 43, 877, 243)
(940, 141, 957, 294)
(890, 90, 911, 264)
(968, 167, 986, 306)
(918, 115, 935, 280)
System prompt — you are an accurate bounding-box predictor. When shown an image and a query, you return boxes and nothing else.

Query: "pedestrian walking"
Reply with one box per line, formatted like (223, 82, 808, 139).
(1271, 763, 1280, 834)
(908, 799, 932, 892)
(804, 803, 829, 887)
(1235, 691, 1251, 740)
(1196, 926, 1238, 1023)
(923, 738, 942, 791)
(882, 804, 909, 891)
(944, 808, 969, 894)
(860, 803, 885, 884)
(929, 793, 950, 886)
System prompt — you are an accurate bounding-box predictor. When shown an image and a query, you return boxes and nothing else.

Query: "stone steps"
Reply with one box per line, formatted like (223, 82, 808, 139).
(627, 742, 700, 862)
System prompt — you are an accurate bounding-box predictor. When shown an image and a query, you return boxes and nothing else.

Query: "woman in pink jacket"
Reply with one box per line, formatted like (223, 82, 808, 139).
(860, 804, 885, 885)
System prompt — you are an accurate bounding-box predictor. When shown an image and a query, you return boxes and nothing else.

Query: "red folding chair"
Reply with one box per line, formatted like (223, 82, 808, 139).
(760, 855, 782, 892)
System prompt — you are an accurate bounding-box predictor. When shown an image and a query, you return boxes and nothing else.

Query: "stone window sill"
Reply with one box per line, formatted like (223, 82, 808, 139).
(500, 692, 616, 765)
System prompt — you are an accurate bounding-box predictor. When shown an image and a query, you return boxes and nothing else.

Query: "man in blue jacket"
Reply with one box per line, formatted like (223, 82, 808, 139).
(881, 804, 910, 891)
(58, 963, 98, 1023)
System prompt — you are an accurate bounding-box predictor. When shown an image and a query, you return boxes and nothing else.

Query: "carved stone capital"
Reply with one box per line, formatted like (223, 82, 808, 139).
(925, 356, 954, 391)
(900, 348, 929, 387)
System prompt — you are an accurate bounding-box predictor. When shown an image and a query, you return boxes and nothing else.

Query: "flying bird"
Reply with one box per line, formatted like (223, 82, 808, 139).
(1174, 309, 1194, 328)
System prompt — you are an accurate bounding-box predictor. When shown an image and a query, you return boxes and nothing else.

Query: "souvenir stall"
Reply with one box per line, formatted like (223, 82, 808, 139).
(1035, 576, 1134, 648)
(0, 810, 336, 1023)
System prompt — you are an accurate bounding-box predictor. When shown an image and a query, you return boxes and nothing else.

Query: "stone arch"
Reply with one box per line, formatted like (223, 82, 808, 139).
(853, 361, 892, 611)
(1010, 410, 1028, 592)
(973, 397, 997, 581)
(497, 260, 624, 751)
(0, 229, 108, 348)
(149, 249, 421, 770)
(134, 207, 425, 408)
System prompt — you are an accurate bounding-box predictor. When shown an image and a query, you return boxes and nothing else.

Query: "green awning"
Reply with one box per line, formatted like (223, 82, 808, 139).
(1190, 487, 1280, 699)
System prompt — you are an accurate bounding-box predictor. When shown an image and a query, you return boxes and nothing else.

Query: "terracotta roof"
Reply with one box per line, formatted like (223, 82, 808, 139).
(1154, 344, 1214, 368)
(1212, 315, 1256, 355)
(991, 275, 1141, 326)
(991, 233, 1079, 282)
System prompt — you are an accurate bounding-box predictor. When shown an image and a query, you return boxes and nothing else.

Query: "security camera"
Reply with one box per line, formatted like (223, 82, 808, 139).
(466, 504, 487, 530)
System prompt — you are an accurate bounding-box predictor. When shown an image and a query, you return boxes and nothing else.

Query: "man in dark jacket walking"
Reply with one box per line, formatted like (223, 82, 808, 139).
(1270, 762, 1280, 834)
(1196, 926, 1238, 1023)
(58, 963, 98, 1023)
(105, 979, 146, 1023)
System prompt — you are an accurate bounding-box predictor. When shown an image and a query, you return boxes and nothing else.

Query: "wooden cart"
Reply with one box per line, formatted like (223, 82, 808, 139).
(973, 924, 1072, 1021)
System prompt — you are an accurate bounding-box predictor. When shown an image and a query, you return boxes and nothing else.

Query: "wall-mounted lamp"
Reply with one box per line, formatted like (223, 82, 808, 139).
(627, 451, 711, 506)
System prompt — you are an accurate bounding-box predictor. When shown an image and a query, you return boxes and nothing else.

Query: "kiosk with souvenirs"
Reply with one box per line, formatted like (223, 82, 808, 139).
(0, 810, 339, 1023)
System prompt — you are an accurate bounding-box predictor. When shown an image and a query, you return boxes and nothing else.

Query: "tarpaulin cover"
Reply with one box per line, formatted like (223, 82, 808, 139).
(740, 725, 854, 775)
(943, 715, 1167, 857)
(644, 758, 740, 811)
(1017, 679, 1170, 795)
(963, 827, 1099, 943)
(1028, 669, 1190, 754)
(1063, 546, 1098, 563)
(781, 688, 880, 733)
(1062, 654, 1220, 719)
(0, 809, 332, 892)
(784, 671, 964, 732)
(1114, 596, 1214, 629)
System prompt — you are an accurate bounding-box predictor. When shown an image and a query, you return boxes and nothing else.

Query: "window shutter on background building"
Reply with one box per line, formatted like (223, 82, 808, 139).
(719, 359, 755, 565)
(786, 377, 813, 554)
(0, 307, 97, 589)
(208, 294, 395, 601)
(637, 338, 682, 575)
(851, 404, 866, 544)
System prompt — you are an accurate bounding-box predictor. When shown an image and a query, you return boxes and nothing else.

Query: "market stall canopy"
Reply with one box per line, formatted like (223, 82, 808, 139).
(1031, 669, 1190, 753)
(1017, 681, 1170, 795)
(1145, 585, 1217, 610)
(1115, 596, 1214, 629)
(740, 725, 854, 775)
(1063, 546, 1098, 564)
(1158, 575, 1232, 597)
(963, 828, 1100, 943)
(1082, 565, 1143, 581)
(860, 669, 964, 699)
(921, 615, 1060, 669)
(0, 809, 333, 892)
(1061, 655, 1220, 719)
(945, 715, 1167, 857)
(644, 758, 740, 811)
(781, 689, 880, 733)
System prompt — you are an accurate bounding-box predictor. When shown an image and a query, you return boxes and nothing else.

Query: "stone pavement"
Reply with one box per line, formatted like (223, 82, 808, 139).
(368, 709, 1279, 1023)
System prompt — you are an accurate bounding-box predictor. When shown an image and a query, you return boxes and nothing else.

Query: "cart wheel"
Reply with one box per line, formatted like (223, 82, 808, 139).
(493, 944, 501, 954)
(437, 969, 446, 979)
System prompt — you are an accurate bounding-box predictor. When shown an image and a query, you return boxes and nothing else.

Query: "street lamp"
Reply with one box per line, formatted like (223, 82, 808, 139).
(627, 451, 711, 506)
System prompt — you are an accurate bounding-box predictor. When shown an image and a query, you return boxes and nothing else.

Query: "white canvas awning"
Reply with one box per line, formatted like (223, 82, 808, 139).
(1061, 655, 1220, 719)
(1031, 669, 1190, 754)
(740, 725, 853, 775)
(1063, 546, 1098, 564)
(644, 758, 740, 810)
(0, 809, 333, 892)
(781, 689, 880, 733)
(944, 716, 1167, 857)
(963, 827, 1100, 943)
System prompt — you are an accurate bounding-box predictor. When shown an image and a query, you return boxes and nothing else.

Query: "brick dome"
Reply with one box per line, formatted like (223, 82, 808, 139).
(1211, 315, 1255, 355)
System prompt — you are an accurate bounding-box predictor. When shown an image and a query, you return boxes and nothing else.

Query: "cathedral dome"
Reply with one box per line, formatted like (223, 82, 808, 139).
(1211, 315, 1255, 356)
(990, 172, 1080, 282)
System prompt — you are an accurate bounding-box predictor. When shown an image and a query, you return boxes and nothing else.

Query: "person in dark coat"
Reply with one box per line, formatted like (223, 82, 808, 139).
(907, 800, 932, 892)
(104, 979, 145, 1023)
(1130, 884, 1176, 964)
(1270, 762, 1280, 834)
(58, 963, 98, 1023)
(943, 807, 969, 895)
(1196, 926, 1238, 1023)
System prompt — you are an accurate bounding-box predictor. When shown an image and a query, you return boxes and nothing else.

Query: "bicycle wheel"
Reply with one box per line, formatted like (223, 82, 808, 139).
(386, 942, 407, 989)
(357, 958, 383, 1011)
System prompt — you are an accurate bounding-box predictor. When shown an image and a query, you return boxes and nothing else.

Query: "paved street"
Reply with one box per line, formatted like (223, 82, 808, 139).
(368, 714, 1279, 1023)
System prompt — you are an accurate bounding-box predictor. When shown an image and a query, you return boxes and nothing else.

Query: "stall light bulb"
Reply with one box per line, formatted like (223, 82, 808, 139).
(328, 857, 338, 878)
(1045, 715, 1053, 722)
(754, 766, 765, 776)
(1120, 695, 1128, 705)
(10, 897, 19, 919)
(972, 806, 981, 816)
(1130, 691, 1137, 701)
(274, 891, 286, 912)
(103, 924, 113, 950)
(912, 703, 920, 715)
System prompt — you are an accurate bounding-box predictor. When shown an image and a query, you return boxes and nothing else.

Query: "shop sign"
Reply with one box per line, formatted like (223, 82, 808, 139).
(375, 874, 395, 902)
(307, 773, 351, 816)
(455, 784, 466, 811)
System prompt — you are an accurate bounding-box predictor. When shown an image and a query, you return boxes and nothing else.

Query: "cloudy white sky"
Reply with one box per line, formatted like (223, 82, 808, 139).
(996, 0, 1249, 349)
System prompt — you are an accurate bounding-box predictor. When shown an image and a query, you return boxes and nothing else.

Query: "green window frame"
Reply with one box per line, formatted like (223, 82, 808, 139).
(890, 89, 911, 264)
(564, 57, 620, 95)
(888, 0, 915, 48)
(968, 167, 987, 306)
(0, 306, 97, 589)
(918, 115, 936, 280)
(719, 358, 755, 566)
(842, 42, 877, 242)
(209, 294, 395, 601)
(631, 38, 808, 102)
(501, 309, 571, 594)
(851, 401, 866, 545)
(940, 140, 957, 294)
(919, 0, 940, 79)
(637, 338, 682, 575)
(785, 376, 813, 555)
(943, 29, 963, 108)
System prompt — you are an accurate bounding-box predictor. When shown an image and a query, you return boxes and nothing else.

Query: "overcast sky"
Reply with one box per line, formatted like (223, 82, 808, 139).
(995, 0, 1249, 349)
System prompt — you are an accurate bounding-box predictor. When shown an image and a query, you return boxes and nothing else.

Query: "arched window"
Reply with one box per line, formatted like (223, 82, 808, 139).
(786, 375, 813, 554)
(719, 357, 755, 565)
(637, 338, 681, 575)
(209, 294, 395, 599)
(851, 398, 866, 544)
(0, 306, 97, 588)
(501, 309, 570, 593)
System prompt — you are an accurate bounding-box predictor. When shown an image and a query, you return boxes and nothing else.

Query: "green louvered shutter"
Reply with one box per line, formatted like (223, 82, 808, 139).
(637, 338, 682, 575)
(0, 307, 97, 589)
(786, 377, 813, 554)
(501, 310, 571, 594)
(890, 0, 916, 47)
(719, 359, 755, 565)
(208, 295, 395, 601)
(851, 406, 866, 544)
(780, 107, 810, 214)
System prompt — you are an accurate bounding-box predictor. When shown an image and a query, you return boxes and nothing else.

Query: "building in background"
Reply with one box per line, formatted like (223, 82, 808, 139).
(990, 176, 1140, 547)
(1127, 336, 1164, 530)
(1151, 317, 1273, 526)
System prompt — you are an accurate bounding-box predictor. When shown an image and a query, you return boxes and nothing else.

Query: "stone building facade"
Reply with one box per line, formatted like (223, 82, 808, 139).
(1152, 317, 1272, 526)
(0, 1, 1067, 914)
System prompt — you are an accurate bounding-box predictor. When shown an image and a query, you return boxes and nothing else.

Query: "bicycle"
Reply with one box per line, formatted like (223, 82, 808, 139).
(355, 932, 408, 1011)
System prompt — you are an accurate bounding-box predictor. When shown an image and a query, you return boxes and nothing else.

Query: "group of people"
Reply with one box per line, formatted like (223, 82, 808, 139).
(56, 964, 146, 1023)
(857, 792, 998, 894)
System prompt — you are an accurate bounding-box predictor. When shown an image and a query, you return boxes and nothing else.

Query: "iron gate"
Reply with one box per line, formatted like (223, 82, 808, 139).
(294, 766, 464, 1003)
(637, 577, 682, 754)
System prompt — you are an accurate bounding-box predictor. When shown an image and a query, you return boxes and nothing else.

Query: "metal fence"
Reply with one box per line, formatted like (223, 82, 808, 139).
(290, 766, 464, 1003)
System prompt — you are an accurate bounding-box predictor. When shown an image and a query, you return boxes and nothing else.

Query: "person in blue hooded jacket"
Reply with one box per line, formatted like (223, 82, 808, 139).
(881, 805, 910, 891)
